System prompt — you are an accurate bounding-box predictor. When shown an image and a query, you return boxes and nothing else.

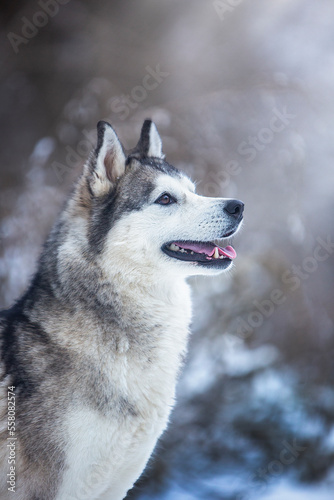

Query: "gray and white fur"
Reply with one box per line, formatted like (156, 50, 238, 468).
(0, 120, 244, 499)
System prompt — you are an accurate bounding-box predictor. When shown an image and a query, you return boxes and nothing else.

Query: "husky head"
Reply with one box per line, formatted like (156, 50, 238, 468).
(71, 120, 243, 280)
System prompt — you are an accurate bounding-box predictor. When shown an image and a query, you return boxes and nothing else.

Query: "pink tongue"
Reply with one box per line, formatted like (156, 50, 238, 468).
(176, 242, 237, 260)
(216, 245, 237, 259)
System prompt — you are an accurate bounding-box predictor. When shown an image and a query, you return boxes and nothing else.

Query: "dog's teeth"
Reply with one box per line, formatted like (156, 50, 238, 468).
(190, 251, 194, 255)
(219, 255, 225, 259)
(180, 248, 186, 253)
(213, 247, 219, 259)
(170, 244, 180, 251)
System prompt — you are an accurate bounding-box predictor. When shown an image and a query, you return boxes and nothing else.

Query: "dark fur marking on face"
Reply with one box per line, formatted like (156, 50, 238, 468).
(140, 158, 182, 180)
(88, 157, 182, 254)
(126, 155, 182, 178)
(88, 190, 118, 254)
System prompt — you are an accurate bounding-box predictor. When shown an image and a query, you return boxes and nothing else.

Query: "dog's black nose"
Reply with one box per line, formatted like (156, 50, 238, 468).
(224, 199, 244, 219)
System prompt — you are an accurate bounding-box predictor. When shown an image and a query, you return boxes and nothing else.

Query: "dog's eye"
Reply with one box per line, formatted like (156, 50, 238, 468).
(155, 193, 176, 205)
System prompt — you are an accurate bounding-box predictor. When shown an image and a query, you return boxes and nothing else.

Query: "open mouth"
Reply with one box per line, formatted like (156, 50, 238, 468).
(162, 240, 237, 268)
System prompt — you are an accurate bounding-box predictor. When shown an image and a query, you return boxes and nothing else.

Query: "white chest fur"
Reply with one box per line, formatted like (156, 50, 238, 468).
(56, 280, 192, 500)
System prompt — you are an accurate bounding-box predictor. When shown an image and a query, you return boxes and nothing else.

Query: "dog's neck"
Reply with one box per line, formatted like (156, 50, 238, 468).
(30, 243, 193, 353)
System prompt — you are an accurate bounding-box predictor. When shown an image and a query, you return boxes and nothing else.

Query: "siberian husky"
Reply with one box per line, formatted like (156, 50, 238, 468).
(0, 119, 244, 499)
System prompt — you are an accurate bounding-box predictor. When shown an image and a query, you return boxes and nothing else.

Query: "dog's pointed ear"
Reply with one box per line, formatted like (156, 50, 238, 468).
(137, 119, 164, 159)
(88, 121, 126, 196)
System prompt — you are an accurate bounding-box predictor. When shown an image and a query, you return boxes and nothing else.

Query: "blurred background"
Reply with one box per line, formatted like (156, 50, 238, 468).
(1, 1, 334, 498)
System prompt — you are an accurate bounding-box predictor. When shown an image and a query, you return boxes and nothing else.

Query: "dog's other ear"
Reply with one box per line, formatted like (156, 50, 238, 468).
(137, 119, 164, 159)
(88, 121, 126, 196)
